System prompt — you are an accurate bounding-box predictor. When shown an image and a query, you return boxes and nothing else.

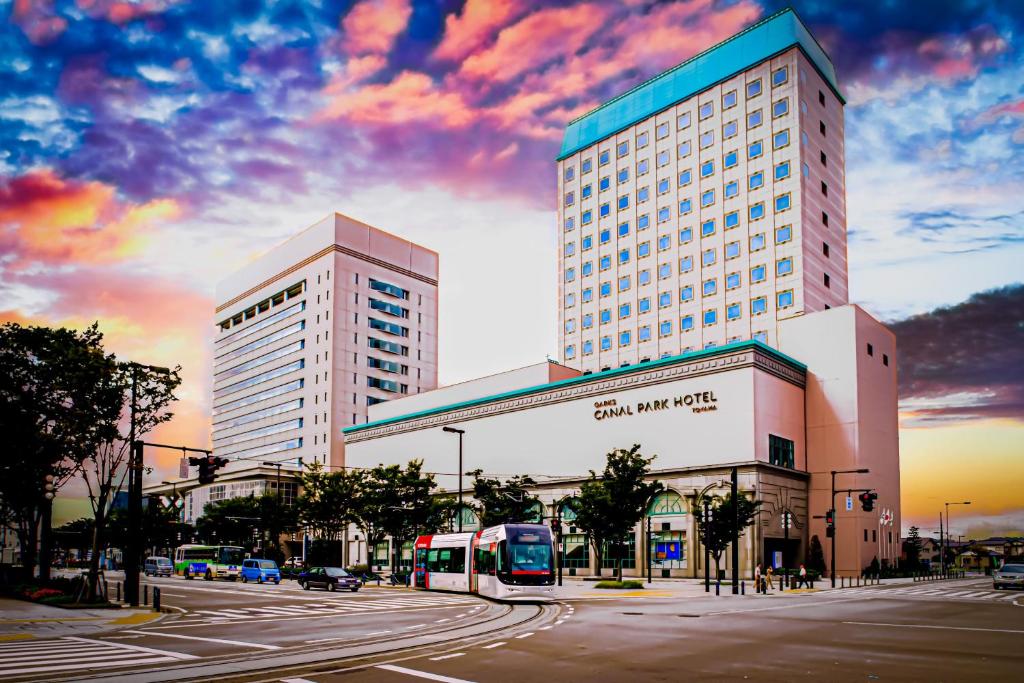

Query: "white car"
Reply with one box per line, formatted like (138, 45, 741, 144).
(993, 563, 1024, 589)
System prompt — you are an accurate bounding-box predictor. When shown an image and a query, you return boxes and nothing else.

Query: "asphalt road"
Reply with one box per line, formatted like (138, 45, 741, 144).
(3, 576, 1021, 682)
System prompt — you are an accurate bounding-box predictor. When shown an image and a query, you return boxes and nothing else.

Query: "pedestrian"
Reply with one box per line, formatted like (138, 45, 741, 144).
(798, 563, 808, 588)
(754, 563, 762, 593)
(766, 565, 774, 591)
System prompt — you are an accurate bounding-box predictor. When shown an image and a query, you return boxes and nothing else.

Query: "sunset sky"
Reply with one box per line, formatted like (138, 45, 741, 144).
(1, 0, 1021, 538)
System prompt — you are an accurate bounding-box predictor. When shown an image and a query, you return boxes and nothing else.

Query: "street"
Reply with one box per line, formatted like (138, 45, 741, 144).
(2, 577, 1021, 682)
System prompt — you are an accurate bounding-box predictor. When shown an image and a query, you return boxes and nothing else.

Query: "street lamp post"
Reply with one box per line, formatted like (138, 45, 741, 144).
(943, 500, 971, 577)
(442, 427, 465, 532)
(830, 468, 870, 588)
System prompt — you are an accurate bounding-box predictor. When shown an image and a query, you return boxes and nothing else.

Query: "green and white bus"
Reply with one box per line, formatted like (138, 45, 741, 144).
(173, 544, 245, 580)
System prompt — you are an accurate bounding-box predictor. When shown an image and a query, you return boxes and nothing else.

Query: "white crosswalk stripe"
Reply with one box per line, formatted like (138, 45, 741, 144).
(180, 594, 481, 622)
(829, 584, 1020, 603)
(0, 636, 195, 677)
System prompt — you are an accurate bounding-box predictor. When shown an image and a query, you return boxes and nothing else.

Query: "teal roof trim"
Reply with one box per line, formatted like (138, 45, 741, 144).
(344, 340, 806, 435)
(558, 8, 843, 161)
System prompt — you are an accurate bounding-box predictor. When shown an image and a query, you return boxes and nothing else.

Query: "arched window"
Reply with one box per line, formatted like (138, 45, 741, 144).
(560, 499, 578, 522)
(648, 491, 686, 516)
(456, 506, 480, 531)
(525, 501, 544, 523)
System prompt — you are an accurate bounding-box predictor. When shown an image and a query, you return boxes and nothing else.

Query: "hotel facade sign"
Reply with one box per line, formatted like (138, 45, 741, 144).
(593, 391, 719, 421)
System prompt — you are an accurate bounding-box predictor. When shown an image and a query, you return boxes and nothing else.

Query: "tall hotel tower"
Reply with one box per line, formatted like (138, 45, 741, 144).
(558, 9, 847, 370)
(212, 213, 439, 473)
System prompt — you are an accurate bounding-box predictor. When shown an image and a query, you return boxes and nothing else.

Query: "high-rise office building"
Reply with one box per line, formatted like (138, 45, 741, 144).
(557, 9, 847, 370)
(210, 213, 438, 475)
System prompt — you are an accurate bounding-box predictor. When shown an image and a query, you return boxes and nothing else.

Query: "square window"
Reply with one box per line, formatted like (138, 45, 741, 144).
(775, 193, 791, 212)
(618, 168, 629, 183)
(724, 150, 738, 169)
(723, 90, 737, 109)
(599, 150, 610, 165)
(638, 159, 649, 175)
(678, 198, 691, 215)
(564, 241, 576, 257)
(773, 130, 790, 149)
(582, 288, 593, 303)
(679, 169, 692, 186)
(657, 150, 670, 167)
(565, 268, 575, 282)
(678, 111, 692, 129)
(600, 255, 611, 271)
(620, 194, 632, 209)
(704, 309, 718, 326)
(582, 209, 592, 225)
(751, 297, 767, 314)
(658, 291, 671, 308)
(750, 264, 766, 283)
(701, 160, 715, 177)
(776, 257, 793, 276)
(600, 309, 611, 324)
(775, 161, 791, 181)
(699, 102, 714, 119)
(658, 207, 671, 223)
(750, 233, 766, 251)
(776, 226, 792, 243)
(619, 276, 631, 291)
(638, 241, 651, 257)
(660, 320, 672, 336)
(657, 178, 670, 195)
(703, 278, 717, 296)
(599, 203, 611, 217)
(723, 121, 738, 138)
(583, 340, 593, 354)
(639, 297, 651, 312)
(565, 344, 575, 359)
(599, 176, 610, 191)
(772, 66, 788, 87)
(600, 228, 611, 244)
(639, 325, 651, 342)
(702, 249, 716, 266)
(777, 290, 794, 308)
(564, 166, 575, 181)
(753, 331, 767, 343)
(617, 141, 629, 157)
(618, 222, 629, 237)
(639, 269, 651, 286)
(681, 315, 694, 331)
(582, 159, 593, 173)
(747, 110, 763, 128)
(656, 122, 670, 139)
(701, 190, 715, 207)
(727, 303, 741, 320)
(700, 131, 714, 148)
(658, 263, 671, 279)
(565, 319, 576, 333)
(582, 184, 592, 199)
(601, 336, 611, 351)
(726, 272, 740, 289)
(725, 241, 740, 259)
(619, 303, 631, 318)
(658, 235, 671, 251)
(678, 141, 692, 157)
(749, 172, 764, 190)
(619, 248, 630, 264)
(600, 282, 611, 297)
(749, 202, 765, 221)
(637, 131, 649, 148)
(565, 191, 575, 206)
(701, 219, 715, 237)
(680, 285, 694, 302)
(564, 216, 575, 231)
(565, 292, 576, 307)
(772, 98, 789, 117)
(748, 140, 763, 159)
(747, 79, 762, 98)
(725, 180, 738, 199)
(619, 330, 631, 347)
(582, 313, 593, 329)
(638, 214, 650, 230)
(679, 227, 693, 243)
(679, 255, 693, 272)
(724, 211, 739, 229)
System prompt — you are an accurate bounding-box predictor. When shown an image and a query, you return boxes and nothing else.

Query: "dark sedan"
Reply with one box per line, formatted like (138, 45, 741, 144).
(298, 566, 361, 592)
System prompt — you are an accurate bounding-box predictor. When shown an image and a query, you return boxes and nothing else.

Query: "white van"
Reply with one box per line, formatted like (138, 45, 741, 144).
(144, 556, 173, 577)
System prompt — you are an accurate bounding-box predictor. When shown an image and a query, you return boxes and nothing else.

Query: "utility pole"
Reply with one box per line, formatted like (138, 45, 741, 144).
(442, 426, 465, 532)
(830, 468, 870, 588)
(703, 499, 711, 592)
(262, 461, 284, 560)
(943, 501, 970, 577)
(731, 467, 738, 595)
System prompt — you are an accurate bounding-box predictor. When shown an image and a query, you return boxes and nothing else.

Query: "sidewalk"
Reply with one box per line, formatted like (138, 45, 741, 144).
(0, 597, 164, 640)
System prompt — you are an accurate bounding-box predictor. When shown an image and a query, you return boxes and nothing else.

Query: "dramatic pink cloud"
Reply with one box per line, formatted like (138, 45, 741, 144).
(316, 71, 475, 128)
(341, 0, 412, 56)
(433, 0, 521, 63)
(11, 0, 68, 45)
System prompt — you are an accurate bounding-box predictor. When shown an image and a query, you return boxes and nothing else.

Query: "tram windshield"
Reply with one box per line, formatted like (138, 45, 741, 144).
(509, 534, 553, 573)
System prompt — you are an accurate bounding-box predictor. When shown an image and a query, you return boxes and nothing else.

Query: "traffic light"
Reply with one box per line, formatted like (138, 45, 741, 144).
(825, 509, 835, 537)
(190, 455, 229, 485)
(859, 491, 878, 512)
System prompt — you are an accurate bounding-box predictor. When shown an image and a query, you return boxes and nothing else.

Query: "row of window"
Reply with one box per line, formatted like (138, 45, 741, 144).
(564, 130, 794, 210)
(217, 281, 305, 333)
(567, 224, 796, 266)
(565, 288, 797, 338)
(563, 297, 792, 359)
(563, 67, 791, 180)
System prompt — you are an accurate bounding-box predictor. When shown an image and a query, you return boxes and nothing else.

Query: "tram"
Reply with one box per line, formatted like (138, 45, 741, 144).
(413, 523, 556, 602)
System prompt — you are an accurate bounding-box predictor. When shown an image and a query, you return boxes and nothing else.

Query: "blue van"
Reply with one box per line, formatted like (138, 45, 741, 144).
(240, 559, 281, 584)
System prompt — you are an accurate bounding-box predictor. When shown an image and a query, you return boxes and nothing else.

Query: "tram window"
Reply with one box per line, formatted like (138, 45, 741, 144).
(430, 547, 466, 574)
(496, 541, 507, 573)
(474, 546, 495, 575)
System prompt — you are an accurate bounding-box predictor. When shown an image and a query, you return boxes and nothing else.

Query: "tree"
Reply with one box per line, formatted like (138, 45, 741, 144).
(903, 526, 922, 570)
(196, 496, 261, 547)
(467, 470, 540, 527)
(297, 463, 363, 566)
(0, 323, 120, 580)
(807, 534, 826, 574)
(77, 360, 180, 600)
(52, 518, 95, 559)
(570, 445, 662, 579)
(696, 491, 761, 581)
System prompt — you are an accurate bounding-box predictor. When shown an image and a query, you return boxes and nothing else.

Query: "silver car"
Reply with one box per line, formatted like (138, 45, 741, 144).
(993, 563, 1024, 589)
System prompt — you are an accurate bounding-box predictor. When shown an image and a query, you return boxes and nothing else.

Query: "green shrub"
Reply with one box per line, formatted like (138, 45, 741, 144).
(594, 580, 645, 589)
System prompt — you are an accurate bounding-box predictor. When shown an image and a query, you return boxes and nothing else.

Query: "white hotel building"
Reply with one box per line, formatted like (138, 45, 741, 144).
(557, 8, 848, 370)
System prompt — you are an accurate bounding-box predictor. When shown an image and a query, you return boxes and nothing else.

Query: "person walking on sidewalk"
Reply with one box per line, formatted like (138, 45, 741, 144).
(797, 563, 808, 588)
(765, 566, 774, 591)
(754, 563, 762, 593)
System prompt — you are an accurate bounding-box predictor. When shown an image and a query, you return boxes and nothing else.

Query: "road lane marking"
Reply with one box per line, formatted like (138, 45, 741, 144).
(842, 621, 1024, 634)
(122, 629, 281, 650)
(539, 625, 552, 630)
(481, 642, 505, 649)
(376, 664, 477, 682)
(515, 632, 534, 639)
(367, 630, 393, 636)
(65, 636, 199, 659)
(280, 678, 317, 683)
(0, 656, 174, 676)
(406, 623, 427, 629)
(435, 618, 450, 623)
(146, 604, 472, 629)
(429, 653, 466, 661)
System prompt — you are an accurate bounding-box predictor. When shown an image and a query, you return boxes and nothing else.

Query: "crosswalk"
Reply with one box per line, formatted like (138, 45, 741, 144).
(835, 584, 1021, 603)
(0, 635, 196, 678)
(179, 594, 483, 622)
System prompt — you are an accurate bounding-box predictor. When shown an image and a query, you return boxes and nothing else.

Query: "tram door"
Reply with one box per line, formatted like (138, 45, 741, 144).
(415, 547, 427, 588)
